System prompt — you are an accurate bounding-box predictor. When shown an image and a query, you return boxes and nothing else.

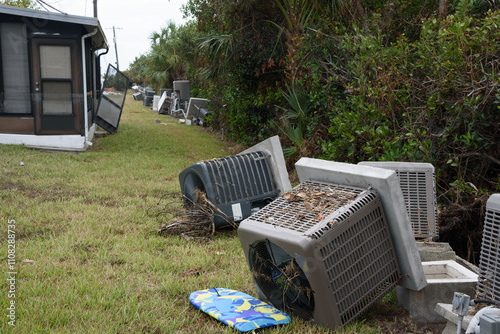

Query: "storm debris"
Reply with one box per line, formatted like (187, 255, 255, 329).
(149, 189, 237, 241)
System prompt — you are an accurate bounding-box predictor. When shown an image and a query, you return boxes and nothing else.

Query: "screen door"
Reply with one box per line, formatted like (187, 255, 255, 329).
(32, 39, 82, 134)
(95, 64, 129, 133)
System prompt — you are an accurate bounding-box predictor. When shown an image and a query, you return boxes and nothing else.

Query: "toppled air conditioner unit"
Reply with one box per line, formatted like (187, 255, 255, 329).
(293, 158, 426, 292)
(185, 98, 209, 126)
(238, 180, 400, 330)
(179, 136, 291, 227)
(477, 194, 500, 301)
(358, 162, 438, 239)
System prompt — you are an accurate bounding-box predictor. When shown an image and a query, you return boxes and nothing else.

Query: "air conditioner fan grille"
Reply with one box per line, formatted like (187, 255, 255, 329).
(396, 170, 437, 238)
(249, 240, 315, 320)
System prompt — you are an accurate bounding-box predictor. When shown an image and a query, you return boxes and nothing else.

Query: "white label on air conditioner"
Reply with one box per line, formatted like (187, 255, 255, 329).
(232, 203, 243, 221)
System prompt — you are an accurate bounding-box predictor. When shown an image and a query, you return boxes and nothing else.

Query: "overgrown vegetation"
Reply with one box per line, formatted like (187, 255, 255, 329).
(125, 0, 499, 263)
(0, 0, 38, 8)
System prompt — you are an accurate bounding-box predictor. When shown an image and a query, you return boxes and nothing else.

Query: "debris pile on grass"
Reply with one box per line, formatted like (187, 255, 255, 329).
(149, 189, 236, 241)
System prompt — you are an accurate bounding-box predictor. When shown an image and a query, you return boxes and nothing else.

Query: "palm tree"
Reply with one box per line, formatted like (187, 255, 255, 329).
(147, 22, 184, 90)
(272, 0, 351, 83)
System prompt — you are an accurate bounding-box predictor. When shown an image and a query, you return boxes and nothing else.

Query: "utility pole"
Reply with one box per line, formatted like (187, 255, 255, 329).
(112, 26, 120, 71)
(107, 26, 123, 71)
(93, 0, 98, 18)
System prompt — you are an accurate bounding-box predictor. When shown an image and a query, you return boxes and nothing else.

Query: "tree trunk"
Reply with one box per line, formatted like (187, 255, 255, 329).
(438, 0, 449, 19)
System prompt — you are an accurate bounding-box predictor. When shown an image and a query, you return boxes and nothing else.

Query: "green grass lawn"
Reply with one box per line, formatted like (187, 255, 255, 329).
(0, 95, 407, 333)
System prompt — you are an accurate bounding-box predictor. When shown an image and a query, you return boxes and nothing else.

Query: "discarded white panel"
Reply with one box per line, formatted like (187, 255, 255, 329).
(152, 95, 160, 112)
(158, 91, 167, 111)
(186, 98, 208, 119)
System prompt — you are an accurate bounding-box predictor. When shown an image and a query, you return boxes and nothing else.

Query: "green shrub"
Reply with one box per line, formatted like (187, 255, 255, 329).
(319, 2, 499, 204)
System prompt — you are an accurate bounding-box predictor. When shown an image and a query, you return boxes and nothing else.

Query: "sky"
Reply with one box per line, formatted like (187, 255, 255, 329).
(42, 0, 191, 70)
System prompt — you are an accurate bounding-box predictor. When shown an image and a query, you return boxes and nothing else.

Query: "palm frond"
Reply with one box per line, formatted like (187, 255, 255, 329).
(197, 34, 235, 61)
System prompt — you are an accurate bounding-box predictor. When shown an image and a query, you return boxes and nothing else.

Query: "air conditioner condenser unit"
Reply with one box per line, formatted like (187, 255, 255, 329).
(358, 161, 438, 239)
(179, 151, 278, 227)
(238, 180, 401, 331)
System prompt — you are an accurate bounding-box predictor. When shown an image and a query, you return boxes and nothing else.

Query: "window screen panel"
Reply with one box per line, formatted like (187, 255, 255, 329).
(0, 23, 31, 114)
(42, 82, 72, 115)
(40, 45, 72, 79)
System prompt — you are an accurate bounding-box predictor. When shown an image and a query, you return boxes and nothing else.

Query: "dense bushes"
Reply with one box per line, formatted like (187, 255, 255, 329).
(318, 5, 500, 205)
(300, 2, 499, 261)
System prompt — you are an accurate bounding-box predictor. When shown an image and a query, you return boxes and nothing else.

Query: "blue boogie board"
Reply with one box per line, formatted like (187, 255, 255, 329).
(189, 288, 291, 332)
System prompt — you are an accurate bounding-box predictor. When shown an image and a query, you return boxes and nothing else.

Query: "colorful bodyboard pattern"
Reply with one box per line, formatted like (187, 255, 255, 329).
(189, 288, 291, 332)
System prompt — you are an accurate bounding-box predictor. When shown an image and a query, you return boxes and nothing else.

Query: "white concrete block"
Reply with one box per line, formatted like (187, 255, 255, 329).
(398, 261, 478, 323)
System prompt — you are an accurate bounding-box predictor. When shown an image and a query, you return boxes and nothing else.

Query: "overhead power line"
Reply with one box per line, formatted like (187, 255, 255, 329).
(35, 0, 67, 14)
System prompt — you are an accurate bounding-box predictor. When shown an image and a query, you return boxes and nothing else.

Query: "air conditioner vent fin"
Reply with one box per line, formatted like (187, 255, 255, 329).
(477, 194, 500, 302)
(358, 162, 438, 239)
(204, 151, 275, 204)
(320, 201, 399, 323)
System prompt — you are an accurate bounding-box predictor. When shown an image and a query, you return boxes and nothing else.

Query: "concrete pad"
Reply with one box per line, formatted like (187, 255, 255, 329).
(1, 133, 89, 151)
(295, 158, 427, 291)
(417, 242, 456, 262)
(241, 136, 291, 196)
(397, 260, 478, 323)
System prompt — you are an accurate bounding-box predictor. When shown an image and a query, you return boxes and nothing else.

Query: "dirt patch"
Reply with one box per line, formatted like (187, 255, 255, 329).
(82, 196, 119, 207)
(0, 177, 80, 203)
(1, 179, 41, 198)
(180, 266, 202, 278)
(16, 225, 65, 241)
(367, 302, 447, 333)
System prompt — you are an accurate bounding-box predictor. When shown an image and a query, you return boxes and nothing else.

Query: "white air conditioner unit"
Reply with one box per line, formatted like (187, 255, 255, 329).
(358, 162, 438, 239)
(238, 180, 400, 331)
(477, 194, 500, 302)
